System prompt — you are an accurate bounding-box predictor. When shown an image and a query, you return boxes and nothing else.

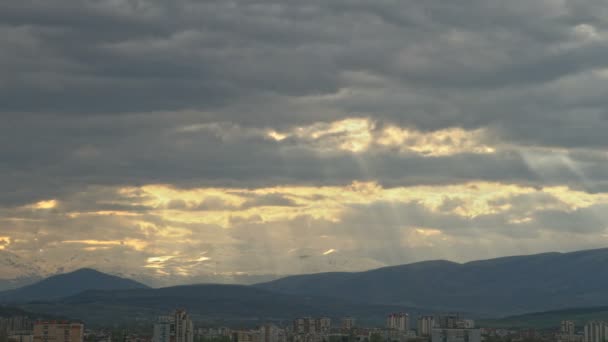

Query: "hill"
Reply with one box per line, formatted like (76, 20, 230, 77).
(0, 305, 61, 320)
(0, 268, 149, 303)
(18, 284, 420, 327)
(481, 306, 608, 329)
(256, 248, 608, 316)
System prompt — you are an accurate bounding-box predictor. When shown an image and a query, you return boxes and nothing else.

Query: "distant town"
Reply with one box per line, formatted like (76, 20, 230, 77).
(2, 309, 607, 342)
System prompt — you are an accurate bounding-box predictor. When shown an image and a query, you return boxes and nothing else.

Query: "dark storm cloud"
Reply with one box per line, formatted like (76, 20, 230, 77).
(1, 0, 608, 125)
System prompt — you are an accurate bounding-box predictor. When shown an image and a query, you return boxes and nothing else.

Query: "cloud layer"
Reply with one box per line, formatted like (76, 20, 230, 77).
(2, 0, 608, 285)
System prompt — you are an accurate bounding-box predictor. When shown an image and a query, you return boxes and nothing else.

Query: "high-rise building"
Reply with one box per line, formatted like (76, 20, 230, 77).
(341, 318, 356, 332)
(316, 318, 331, 334)
(584, 321, 608, 342)
(432, 315, 480, 342)
(558, 320, 582, 342)
(260, 324, 285, 342)
(562, 321, 576, 336)
(174, 310, 193, 342)
(292, 318, 330, 335)
(387, 313, 409, 331)
(153, 316, 174, 342)
(418, 316, 435, 337)
(293, 318, 312, 334)
(153, 310, 193, 342)
(33, 321, 83, 342)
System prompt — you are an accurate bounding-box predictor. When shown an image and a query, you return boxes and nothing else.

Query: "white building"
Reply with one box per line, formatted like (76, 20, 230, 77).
(153, 316, 174, 342)
(342, 318, 356, 331)
(260, 324, 285, 342)
(153, 310, 194, 342)
(292, 318, 331, 335)
(418, 316, 435, 337)
(387, 313, 409, 331)
(174, 310, 193, 342)
(317, 318, 331, 334)
(562, 321, 576, 335)
(584, 321, 608, 342)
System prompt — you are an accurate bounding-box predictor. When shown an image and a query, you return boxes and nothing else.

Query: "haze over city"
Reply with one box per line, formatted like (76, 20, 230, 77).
(3, 0, 608, 289)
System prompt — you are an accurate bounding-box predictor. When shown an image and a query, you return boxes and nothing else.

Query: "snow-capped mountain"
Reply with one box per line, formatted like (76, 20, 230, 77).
(0, 251, 44, 290)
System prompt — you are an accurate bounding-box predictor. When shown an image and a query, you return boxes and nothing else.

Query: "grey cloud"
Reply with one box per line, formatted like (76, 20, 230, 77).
(2, 0, 608, 157)
(239, 194, 299, 209)
(0, 0, 607, 124)
(1, 112, 606, 206)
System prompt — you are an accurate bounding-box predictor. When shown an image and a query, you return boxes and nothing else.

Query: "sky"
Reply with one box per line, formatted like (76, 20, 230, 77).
(3, 0, 608, 286)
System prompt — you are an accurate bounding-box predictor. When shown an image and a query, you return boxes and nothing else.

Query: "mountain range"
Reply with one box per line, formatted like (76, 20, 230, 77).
(18, 285, 418, 327)
(481, 306, 608, 329)
(0, 268, 148, 302)
(256, 248, 608, 315)
(3, 248, 608, 326)
(0, 268, 417, 327)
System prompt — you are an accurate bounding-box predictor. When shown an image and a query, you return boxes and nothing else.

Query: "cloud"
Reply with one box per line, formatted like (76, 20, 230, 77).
(3, 0, 608, 282)
(2, 180, 608, 283)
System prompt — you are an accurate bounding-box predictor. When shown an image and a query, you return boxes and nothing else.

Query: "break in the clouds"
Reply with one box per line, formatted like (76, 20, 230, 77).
(2, 0, 608, 285)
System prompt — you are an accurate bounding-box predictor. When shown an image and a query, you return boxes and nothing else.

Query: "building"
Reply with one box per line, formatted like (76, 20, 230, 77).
(293, 318, 330, 335)
(33, 321, 84, 342)
(431, 328, 480, 342)
(1, 317, 33, 336)
(584, 321, 608, 342)
(293, 318, 312, 335)
(153, 316, 174, 342)
(431, 315, 479, 342)
(153, 310, 193, 342)
(557, 333, 583, 342)
(417, 316, 435, 337)
(260, 324, 285, 342)
(231, 330, 260, 342)
(436, 315, 473, 330)
(173, 310, 193, 342)
(8, 334, 34, 342)
(557, 321, 583, 342)
(562, 321, 576, 336)
(316, 318, 331, 334)
(387, 313, 409, 331)
(341, 318, 356, 332)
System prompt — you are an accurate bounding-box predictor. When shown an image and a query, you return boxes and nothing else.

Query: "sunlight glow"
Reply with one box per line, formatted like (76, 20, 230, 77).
(0, 236, 10, 250)
(62, 239, 149, 251)
(31, 199, 58, 209)
(323, 249, 337, 255)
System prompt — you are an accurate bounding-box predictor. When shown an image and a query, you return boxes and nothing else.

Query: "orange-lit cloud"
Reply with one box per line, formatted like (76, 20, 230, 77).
(376, 126, 495, 156)
(128, 181, 608, 228)
(0, 236, 10, 250)
(323, 248, 337, 255)
(4, 179, 608, 282)
(62, 239, 149, 251)
(265, 118, 496, 156)
(29, 199, 58, 210)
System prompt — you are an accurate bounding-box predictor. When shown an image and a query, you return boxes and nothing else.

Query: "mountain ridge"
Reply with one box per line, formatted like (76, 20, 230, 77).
(0, 268, 149, 303)
(256, 248, 608, 316)
(4, 248, 608, 318)
(481, 305, 608, 329)
(18, 283, 420, 327)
